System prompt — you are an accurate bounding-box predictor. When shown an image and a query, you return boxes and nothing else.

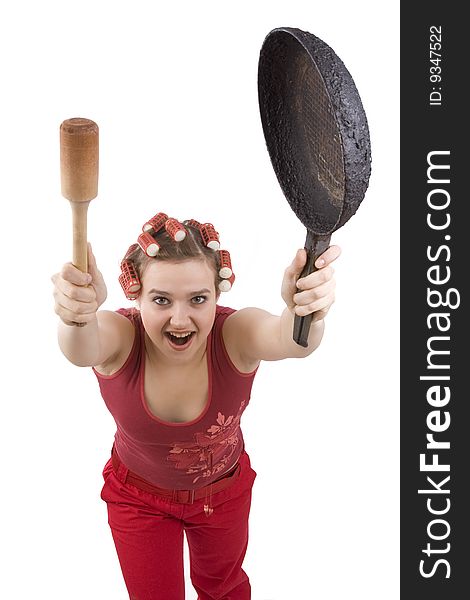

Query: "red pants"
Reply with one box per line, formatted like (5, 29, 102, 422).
(100, 447, 257, 600)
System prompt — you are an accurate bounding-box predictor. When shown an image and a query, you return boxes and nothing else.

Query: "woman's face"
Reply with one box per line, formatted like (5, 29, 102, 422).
(137, 258, 220, 365)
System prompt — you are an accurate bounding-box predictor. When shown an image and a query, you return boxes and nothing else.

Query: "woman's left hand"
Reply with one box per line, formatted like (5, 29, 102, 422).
(281, 245, 341, 322)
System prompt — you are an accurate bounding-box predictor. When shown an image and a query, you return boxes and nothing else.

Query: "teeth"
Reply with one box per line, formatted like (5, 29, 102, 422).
(168, 332, 192, 338)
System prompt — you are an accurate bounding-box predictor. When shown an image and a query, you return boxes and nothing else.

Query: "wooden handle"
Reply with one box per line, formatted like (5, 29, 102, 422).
(60, 118, 99, 273)
(60, 118, 99, 327)
(70, 201, 90, 273)
(293, 231, 331, 347)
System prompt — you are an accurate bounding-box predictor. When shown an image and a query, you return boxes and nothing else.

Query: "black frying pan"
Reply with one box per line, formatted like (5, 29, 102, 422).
(258, 27, 372, 347)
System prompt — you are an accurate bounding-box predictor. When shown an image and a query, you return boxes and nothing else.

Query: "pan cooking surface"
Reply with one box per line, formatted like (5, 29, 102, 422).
(298, 50, 345, 209)
(258, 27, 371, 235)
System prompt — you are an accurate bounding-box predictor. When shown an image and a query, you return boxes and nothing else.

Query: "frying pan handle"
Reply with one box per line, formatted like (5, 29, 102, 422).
(293, 231, 331, 347)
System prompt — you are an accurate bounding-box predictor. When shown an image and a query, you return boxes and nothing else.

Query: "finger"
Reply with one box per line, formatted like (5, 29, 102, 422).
(53, 287, 98, 315)
(293, 279, 336, 306)
(286, 249, 307, 276)
(87, 243, 105, 282)
(53, 274, 97, 303)
(87, 242, 97, 271)
(54, 301, 98, 324)
(60, 318, 86, 327)
(310, 305, 332, 323)
(60, 262, 92, 287)
(294, 293, 335, 317)
(314, 245, 341, 269)
(296, 265, 335, 290)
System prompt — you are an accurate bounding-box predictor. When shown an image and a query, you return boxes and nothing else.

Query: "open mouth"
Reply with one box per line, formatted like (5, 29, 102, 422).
(165, 332, 195, 348)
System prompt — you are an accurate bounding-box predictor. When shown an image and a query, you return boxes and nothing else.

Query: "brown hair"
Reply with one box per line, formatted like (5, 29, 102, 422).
(125, 221, 223, 292)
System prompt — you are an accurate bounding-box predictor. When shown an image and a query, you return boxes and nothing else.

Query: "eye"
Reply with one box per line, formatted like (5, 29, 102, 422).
(192, 295, 208, 304)
(153, 296, 169, 305)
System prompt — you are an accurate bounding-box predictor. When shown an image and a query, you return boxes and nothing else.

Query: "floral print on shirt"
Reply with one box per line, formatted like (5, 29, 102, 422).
(167, 400, 246, 484)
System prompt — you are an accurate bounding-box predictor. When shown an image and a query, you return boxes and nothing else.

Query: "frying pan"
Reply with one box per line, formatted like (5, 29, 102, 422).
(258, 27, 371, 347)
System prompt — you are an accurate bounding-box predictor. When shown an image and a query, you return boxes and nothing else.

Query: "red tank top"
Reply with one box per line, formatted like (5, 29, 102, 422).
(92, 305, 259, 490)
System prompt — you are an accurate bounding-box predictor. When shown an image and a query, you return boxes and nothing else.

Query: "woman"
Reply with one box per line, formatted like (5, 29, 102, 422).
(51, 213, 340, 600)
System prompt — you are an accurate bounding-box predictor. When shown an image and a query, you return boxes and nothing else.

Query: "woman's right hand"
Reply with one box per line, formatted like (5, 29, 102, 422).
(51, 243, 107, 326)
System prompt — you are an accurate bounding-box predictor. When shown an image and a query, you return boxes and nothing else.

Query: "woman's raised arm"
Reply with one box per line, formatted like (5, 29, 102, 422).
(223, 246, 341, 363)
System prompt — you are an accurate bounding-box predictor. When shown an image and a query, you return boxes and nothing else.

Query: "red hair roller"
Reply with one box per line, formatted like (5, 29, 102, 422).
(187, 219, 202, 230)
(137, 232, 160, 256)
(143, 212, 168, 233)
(123, 243, 139, 261)
(218, 272, 235, 292)
(200, 223, 220, 250)
(218, 249, 232, 278)
(165, 218, 187, 241)
(119, 260, 141, 299)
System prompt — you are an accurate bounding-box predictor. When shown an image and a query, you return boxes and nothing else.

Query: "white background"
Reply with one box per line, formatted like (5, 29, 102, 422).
(0, 1, 399, 599)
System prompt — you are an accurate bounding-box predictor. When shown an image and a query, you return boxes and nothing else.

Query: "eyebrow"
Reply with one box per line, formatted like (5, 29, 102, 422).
(147, 288, 212, 296)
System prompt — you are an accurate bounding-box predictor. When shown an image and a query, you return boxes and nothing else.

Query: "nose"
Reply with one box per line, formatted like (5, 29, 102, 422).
(169, 303, 192, 328)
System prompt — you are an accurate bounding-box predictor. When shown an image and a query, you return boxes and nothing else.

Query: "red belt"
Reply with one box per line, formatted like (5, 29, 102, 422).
(111, 445, 240, 504)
